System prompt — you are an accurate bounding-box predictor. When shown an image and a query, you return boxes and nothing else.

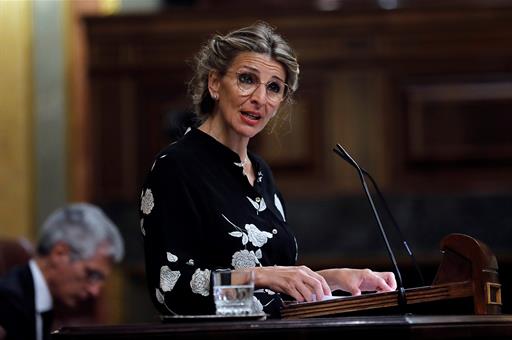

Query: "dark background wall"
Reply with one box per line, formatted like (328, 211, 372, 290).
(78, 0, 512, 322)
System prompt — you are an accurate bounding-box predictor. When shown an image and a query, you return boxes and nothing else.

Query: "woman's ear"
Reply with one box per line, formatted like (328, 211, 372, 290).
(208, 70, 221, 100)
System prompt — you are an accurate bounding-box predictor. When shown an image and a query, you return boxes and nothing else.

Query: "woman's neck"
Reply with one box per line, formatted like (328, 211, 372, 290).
(199, 118, 249, 161)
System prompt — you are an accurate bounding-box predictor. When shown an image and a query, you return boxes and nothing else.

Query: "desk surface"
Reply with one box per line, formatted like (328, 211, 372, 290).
(52, 315, 512, 340)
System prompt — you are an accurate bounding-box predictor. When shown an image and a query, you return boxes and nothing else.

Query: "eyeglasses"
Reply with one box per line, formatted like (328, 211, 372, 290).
(85, 266, 106, 284)
(230, 71, 289, 104)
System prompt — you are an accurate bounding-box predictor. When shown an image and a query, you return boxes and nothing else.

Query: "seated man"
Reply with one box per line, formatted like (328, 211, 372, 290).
(0, 202, 124, 340)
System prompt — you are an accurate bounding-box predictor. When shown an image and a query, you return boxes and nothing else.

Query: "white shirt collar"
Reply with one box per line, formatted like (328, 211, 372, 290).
(29, 259, 53, 313)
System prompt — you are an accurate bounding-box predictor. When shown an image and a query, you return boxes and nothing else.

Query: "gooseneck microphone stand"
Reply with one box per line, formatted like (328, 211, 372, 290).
(357, 167, 425, 286)
(333, 143, 407, 310)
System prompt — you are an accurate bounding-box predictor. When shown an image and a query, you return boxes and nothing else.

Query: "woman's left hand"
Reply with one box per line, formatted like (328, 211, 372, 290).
(317, 268, 397, 296)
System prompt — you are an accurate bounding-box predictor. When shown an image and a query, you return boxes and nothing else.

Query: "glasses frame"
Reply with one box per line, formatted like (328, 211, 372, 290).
(229, 70, 289, 104)
(84, 265, 107, 285)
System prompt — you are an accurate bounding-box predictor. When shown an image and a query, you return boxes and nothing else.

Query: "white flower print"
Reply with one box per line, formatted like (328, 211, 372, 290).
(256, 171, 263, 183)
(223, 214, 271, 248)
(141, 189, 155, 215)
(166, 252, 178, 262)
(274, 194, 286, 221)
(245, 224, 273, 247)
(254, 288, 276, 296)
(252, 296, 264, 313)
(247, 196, 266, 213)
(160, 266, 180, 292)
(155, 288, 164, 304)
(156, 287, 178, 315)
(190, 268, 211, 296)
(140, 219, 145, 236)
(223, 214, 250, 245)
(231, 249, 259, 268)
(229, 231, 249, 245)
(186, 259, 195, 266)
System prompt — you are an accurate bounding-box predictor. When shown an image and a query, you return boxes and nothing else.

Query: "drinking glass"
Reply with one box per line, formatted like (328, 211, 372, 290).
(212, 269, 254, 316)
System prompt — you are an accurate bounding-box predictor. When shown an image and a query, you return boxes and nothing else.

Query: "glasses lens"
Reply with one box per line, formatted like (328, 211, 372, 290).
(237, 72, 257, 93)
(235, 71, 288, 103)
(266, 81, 287, 102)
(85, 267, 106, 284)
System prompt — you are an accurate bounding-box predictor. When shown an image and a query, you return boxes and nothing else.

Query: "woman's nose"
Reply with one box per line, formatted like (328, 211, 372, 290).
(250, 83, 267, 104)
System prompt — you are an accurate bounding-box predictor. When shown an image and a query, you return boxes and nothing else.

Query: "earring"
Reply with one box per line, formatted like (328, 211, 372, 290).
(212, 93, 218, 100)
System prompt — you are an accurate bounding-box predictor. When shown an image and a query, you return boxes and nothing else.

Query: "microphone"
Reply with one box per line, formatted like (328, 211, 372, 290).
(333, 143, 407, 309)
(332, 143, 424, 286)
(357, 167, 425, 286)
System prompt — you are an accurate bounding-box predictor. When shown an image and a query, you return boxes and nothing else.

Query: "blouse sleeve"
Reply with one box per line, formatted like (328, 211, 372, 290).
(139, 155, 215, 316)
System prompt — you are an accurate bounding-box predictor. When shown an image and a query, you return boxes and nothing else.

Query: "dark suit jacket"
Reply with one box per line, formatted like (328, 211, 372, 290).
(0, 264, 37, 340)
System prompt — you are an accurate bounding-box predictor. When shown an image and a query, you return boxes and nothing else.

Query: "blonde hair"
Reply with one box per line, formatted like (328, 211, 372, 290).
(188, 21, 299, 123)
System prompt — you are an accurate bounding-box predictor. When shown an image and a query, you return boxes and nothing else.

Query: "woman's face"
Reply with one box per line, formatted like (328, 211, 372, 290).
(208, 52, 287, 139)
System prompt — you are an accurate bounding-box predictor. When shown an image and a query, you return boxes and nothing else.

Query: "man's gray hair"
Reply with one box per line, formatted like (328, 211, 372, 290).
(37, 202, 124, 263)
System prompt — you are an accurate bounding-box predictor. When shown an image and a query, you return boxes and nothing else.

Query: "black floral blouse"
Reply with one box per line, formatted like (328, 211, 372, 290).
(139, 128, 298, 318)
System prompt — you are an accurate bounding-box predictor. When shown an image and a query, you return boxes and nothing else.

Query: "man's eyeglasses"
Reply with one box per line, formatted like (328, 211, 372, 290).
(85, 267, 106, 284)
(231, 71, 289, 104)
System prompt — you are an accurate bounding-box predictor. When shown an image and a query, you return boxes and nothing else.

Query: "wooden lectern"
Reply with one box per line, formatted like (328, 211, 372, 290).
(281, 233, 502, 319)
(52, 233, 512, 340)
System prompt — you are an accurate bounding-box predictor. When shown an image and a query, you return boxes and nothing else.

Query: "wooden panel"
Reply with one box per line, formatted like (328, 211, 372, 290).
(52, 315, 512, 340)
(135, 72, 193, 192)
(89, 77, 138, 203)
(405, 80, 512, 163)
(83, 6, 512, 201)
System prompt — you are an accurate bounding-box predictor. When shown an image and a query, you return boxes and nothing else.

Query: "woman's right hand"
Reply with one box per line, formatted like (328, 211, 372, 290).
(252, 265, 332, 302)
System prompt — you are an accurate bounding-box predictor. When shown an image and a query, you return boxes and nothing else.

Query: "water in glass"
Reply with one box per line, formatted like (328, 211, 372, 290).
(213, 284, 254, 315)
